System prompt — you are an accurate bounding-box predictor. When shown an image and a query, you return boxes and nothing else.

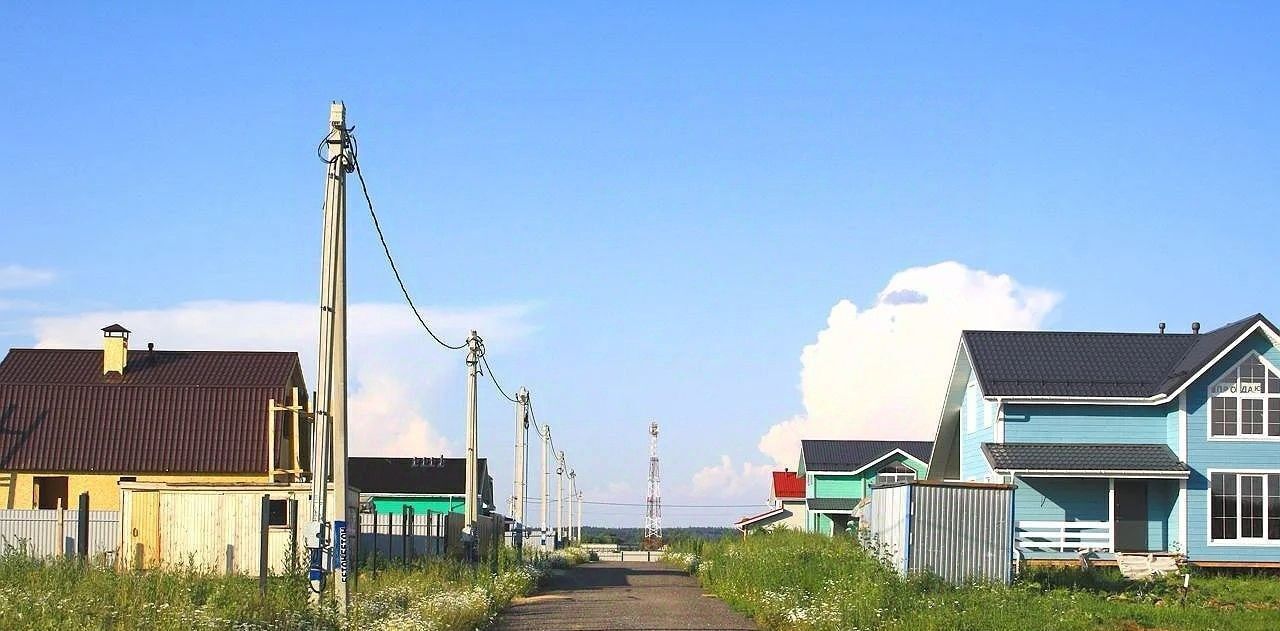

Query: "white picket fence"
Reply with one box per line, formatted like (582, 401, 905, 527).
(0, 509, 120, 559)
(1015, 520, 1111, 553)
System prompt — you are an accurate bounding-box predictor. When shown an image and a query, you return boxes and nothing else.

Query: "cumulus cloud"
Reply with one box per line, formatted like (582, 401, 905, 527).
(0, 264, 55, 290)
(690, 455, 773, 501)
(32, 299, 535, 457)
(756, 261, 1060, 466)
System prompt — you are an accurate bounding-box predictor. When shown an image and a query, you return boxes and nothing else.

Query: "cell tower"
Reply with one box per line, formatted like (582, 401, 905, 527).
(643, 421, 663, 548)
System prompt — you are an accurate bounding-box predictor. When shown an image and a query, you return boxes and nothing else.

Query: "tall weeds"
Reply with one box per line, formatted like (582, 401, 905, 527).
(668, 530, 1280, 631)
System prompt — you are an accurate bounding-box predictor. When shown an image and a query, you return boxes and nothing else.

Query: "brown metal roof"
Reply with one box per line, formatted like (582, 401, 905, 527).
(0, 348, 305, 473)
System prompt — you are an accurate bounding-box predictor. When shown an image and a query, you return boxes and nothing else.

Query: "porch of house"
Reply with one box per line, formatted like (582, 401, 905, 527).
(1013, 476, 1182, 562)
(807, 498, 857, 536)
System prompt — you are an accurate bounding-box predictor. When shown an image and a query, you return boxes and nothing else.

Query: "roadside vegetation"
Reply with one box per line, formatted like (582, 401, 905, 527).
(0, 542, 593, 630)
(665, 530, 1280, 631)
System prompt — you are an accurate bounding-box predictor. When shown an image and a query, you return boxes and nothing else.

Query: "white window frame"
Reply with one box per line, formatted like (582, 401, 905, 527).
(1206, 468, 1280, 547)
(874, 472, 915, 486)
(1206, 351, 1280, 442)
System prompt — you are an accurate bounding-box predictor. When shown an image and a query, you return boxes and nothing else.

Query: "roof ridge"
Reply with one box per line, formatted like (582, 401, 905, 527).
(9, 348, 298, 354)
(965, 329, 1194, 337)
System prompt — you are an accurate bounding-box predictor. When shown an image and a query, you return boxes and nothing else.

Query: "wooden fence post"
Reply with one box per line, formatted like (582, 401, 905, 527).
(407, 507, 415, 563)
(401, 506, 410, 563)
(55, 498, 65, 558)
(288, 499, 298, 573)
(76, 492, 89, 562)
(259, 495, 270, 598)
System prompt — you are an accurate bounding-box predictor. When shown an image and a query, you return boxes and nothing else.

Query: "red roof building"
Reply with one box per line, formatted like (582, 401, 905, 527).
(771, 470, 805, 500)
(0, 325, 309, 510)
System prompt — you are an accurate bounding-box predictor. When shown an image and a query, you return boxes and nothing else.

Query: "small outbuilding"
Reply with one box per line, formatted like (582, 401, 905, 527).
(862, 479, 1015, 584)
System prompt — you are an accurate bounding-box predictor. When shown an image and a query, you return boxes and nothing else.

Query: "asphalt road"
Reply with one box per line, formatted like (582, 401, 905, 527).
(492, 561, 759, 631)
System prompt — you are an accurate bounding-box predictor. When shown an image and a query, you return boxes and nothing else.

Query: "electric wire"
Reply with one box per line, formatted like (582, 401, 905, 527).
(524, 498, 765, 508)
(344, 130, 468, 351)
(329, 126, 588, 494)
(480, 352, 520, 404)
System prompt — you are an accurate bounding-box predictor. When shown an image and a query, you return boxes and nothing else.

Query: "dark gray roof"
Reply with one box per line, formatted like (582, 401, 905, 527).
(963, 314, 1272, 398)
(801, 439, 932, 472)
(981, 443, 1188, 473)
(807, 498, 858, 511)
(348, 457, 494, 506)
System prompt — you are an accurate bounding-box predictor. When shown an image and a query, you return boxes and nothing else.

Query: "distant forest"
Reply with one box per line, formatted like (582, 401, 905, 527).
(580, 526, 735, 547)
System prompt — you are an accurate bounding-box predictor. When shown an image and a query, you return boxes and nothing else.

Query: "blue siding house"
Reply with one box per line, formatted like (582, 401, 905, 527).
(928, 314, 1280, 566)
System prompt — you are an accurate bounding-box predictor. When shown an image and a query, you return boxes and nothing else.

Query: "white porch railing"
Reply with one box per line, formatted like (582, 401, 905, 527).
(1015, 520, 1111, 553)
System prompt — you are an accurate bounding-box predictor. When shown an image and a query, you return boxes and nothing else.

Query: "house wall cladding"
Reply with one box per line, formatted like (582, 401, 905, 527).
(960, 373, 996, 481)
(1184, 332, 1280, 562)
(0, 509, 118, 559)
(1002, 403, 1178, 448)
(865, 482, 1013, 584)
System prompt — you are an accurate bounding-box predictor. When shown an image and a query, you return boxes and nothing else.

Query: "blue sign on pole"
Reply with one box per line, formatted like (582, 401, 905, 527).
(334, 520, 349, 582)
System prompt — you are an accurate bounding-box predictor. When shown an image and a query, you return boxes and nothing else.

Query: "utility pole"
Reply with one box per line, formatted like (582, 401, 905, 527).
(464, 331, 481, 559)
(556, 450, 565, 546)
(540, 425, 550, 549)
(576, 490, 583, 543)
(568, 469, 576, 543)
(308, 101, 353, 611)
(513, 388, 529, 527)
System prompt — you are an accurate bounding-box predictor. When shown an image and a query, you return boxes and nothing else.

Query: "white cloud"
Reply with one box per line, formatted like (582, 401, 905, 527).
(0, 264, 55, 290)
(756, 261, 1060, 467)
(31, 299, 535, 458)
(690, 455, 773, 502)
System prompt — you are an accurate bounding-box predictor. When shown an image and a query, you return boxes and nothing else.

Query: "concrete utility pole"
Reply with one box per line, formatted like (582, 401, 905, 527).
(513, 388, 530, 527)
(541, 425, 551, 548)
(577, 490, 583, 542)
(464, 331, 481, 553)
(308, 101, 353, 611)
(568, 469, 576, 543)
(556, 451, 566, 544)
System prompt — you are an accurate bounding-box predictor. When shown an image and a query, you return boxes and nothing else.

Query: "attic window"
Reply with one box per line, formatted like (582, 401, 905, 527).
(1209, 353, 1280, 439)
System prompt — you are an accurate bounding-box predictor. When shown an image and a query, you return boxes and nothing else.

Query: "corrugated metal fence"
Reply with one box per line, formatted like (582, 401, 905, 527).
(0, 509, 119, 559)
(863, 481, 1014, 584)
(355, 510, 449, 563)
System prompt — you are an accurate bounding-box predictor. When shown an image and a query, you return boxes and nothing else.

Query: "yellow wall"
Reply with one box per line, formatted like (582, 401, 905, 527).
(0, 472, 265, 511)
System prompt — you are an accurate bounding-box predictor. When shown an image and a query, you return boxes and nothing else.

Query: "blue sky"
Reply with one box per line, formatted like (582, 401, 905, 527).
(2, 3, 1278, 526)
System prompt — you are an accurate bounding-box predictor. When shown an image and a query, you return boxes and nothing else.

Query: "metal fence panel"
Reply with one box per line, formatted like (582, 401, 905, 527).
(864, 484, 911, 574)
(0, 509, 119, 559)
(356, 511, 448, 565)
(908, 484, 1012, 584)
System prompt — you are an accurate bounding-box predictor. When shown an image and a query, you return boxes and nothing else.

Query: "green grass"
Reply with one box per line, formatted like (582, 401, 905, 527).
(666, 530, 1280, 631)
(0, 544, 592, 630)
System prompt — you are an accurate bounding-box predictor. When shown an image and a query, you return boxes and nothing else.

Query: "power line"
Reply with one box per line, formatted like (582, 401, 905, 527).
(479, 352, 519, 404)
(348, 134, 468, 351)
(524, 497, 765, 508)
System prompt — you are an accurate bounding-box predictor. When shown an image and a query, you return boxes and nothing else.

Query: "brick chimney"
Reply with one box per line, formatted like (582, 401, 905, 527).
(102, 324, 130, 376)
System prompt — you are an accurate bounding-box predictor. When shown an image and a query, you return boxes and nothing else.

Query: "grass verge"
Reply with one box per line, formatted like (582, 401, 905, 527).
(666, 530, 1280, 631)
(0, 544, 594, 630)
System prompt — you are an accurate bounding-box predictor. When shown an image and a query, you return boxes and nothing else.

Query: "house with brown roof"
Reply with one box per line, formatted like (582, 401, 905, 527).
(0, 324, 311, 510)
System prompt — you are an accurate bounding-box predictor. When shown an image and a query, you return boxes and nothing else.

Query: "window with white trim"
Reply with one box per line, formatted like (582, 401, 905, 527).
(874, 473, 915, 486)
(1208, 353, 1280, 438)
(1210, 472, 1280, 542)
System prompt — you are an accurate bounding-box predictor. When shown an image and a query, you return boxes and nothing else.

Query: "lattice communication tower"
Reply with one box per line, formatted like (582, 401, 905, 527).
(643, 422, 663, 548)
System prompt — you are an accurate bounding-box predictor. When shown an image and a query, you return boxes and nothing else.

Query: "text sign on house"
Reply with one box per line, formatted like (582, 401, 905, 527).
(1211, 382, 1264, 396)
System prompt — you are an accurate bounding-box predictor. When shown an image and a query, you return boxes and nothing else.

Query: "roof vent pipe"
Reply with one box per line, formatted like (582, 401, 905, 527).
(1192, 322, 1201, 334)
(1159, 322, 1166, 334)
